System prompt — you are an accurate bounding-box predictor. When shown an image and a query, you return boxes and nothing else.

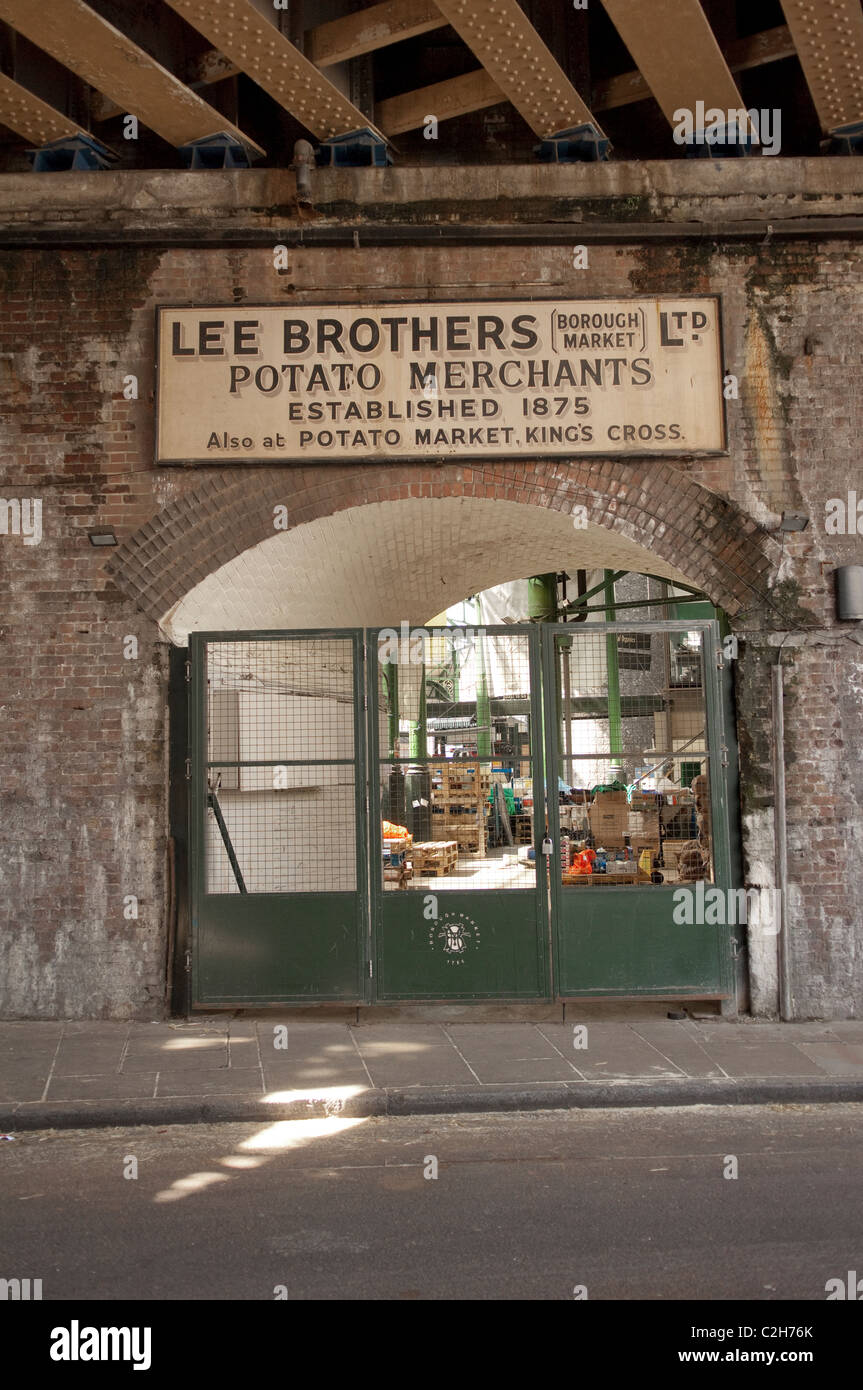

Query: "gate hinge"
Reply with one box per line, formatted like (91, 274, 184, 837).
(184, 949, 192, 974)
(716, 648, 725, 670)
(368, 959, 373, 977)
(184, 756, 192, 780)
(184, 659, 192, 682)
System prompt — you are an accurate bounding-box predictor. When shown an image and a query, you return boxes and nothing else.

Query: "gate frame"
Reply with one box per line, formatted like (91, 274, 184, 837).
(188, 628, 371, 1006)
(366, 622, 552, 1003)
(541, 618, 736, 1002)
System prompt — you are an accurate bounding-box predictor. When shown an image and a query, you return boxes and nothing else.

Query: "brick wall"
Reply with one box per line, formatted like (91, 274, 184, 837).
(1, 226, 861, 1018)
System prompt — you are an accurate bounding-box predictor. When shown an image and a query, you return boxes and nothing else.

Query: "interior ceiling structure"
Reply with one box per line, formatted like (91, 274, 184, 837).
(160, 496, 695, 645)
(0, 0, 857, 168)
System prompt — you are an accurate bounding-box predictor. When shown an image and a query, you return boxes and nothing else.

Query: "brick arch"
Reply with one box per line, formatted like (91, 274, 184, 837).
(106, 460, 777, 626)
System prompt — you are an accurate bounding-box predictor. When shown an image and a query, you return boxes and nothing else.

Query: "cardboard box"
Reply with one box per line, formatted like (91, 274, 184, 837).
(627, 810, 656, 834)
(589, 806, 628, 845)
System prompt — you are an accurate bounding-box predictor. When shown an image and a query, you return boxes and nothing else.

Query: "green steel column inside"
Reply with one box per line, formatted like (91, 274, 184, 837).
(383, 662, 399, 757)
(527, 573, 557, 622)
(604, 570, 623, 767)
(408, 662, 427, 759)
(527, 575, 557, 798)
(559, 635, 573, 786)
(474, 597, 491, 758)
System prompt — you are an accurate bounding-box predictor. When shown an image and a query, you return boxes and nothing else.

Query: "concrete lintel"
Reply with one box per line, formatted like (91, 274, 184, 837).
(1, 159, 862, 220)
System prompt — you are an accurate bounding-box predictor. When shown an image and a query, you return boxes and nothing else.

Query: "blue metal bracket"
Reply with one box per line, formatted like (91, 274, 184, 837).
(535, 123, 610, 163)
(178, 131, 257, 169)
(828, 119, 863, 155)
(316, 127, 392, 167)
(29, 133, 117, 172)
(684, 124, 754, 158)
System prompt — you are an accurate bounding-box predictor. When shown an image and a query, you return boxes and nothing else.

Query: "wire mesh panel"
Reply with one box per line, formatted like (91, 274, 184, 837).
(375, 627, 538, 891)
(204, 637, 358, 894)
(554, 626, 714, 887)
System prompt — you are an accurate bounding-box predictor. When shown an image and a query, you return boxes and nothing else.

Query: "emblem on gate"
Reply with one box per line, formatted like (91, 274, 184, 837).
(429, 911, 480, 966)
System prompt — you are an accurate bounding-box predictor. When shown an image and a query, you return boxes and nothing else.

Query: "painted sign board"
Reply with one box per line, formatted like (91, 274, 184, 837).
(155, 297, 726, 464)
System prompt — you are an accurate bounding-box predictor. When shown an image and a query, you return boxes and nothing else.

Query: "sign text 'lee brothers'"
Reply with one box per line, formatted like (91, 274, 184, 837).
(155, 298, 725, 464)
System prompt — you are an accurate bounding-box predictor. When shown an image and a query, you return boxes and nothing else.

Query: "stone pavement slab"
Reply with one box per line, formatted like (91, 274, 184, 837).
(796, 1042, 863, 1076)
(1, 1063, 54, 1103)
(258, 1022, 369, 1091)
(445, 1023, 581, 1084)
(623, 1022, 726, 1078)
(122, 1039, 229, 1071)
(343, 1024, 477, 1087)
(46, 1073, 159, 1102)
(537, 1021, 686, 1080)
(155, 1068, 264, 1098)
(688, 1037, 826, 1078)
(54, 1037, 129, 1075)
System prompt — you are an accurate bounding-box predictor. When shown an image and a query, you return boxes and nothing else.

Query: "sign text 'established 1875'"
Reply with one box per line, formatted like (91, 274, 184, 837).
(155, 298, 726, 464)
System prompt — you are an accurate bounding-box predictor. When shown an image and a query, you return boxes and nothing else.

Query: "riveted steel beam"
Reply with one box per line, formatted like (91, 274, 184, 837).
(601, 0, 749, 131)
(92, 49, 242, 124)
(307, 0, 443, 68)
(0, 70, 86, 145)
(432, 0, 603, 139)
(780, 0, 863, 132)
(594, 25, 796, 112)
(163, 0, 384, 142)
(0, 0, 264, 153)
(376, 68, 504, 135)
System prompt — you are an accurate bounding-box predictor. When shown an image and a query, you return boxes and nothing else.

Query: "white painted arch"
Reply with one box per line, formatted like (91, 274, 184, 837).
(161, 495, 697, 644)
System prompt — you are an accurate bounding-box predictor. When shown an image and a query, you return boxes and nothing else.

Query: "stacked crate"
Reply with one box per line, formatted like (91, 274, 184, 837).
(383, 832, 412, 888)
(512, 813, 533, 845)
(430, 761, 489, 855)
(411, 840, 458, 876)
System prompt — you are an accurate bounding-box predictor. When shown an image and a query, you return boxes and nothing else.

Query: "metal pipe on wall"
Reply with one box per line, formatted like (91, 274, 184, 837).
(772, 659, 792, 1020)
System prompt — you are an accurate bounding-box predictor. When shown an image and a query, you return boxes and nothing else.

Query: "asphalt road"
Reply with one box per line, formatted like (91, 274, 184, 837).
(2, 1104, 862, 1301)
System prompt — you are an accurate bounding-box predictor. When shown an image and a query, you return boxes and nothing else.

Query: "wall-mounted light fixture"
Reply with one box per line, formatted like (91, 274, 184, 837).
(779, 513, 809, 532)
(87, 528, 117, 547)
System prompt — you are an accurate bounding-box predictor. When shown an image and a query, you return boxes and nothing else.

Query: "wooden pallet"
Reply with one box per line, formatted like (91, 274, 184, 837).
(428, 795, 483, 806)
(384, 864, 411, 888)
(438, 825, 486, 855)
(411, 840, 458, 874)
(562, 870, 652, 885)
(431, 764, 491, 794)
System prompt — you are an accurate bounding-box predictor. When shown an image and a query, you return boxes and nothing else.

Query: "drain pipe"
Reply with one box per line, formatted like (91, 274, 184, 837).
(292, 139, 315, 204)
(771, 654, 792, 1019)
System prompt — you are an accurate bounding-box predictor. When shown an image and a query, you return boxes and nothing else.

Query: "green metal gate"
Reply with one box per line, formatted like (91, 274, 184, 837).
(188, 620, 735, 1006)
(369, 624, 550, 1001)
(542, 619, 734, 999)
(189, 630, 368, 1004)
